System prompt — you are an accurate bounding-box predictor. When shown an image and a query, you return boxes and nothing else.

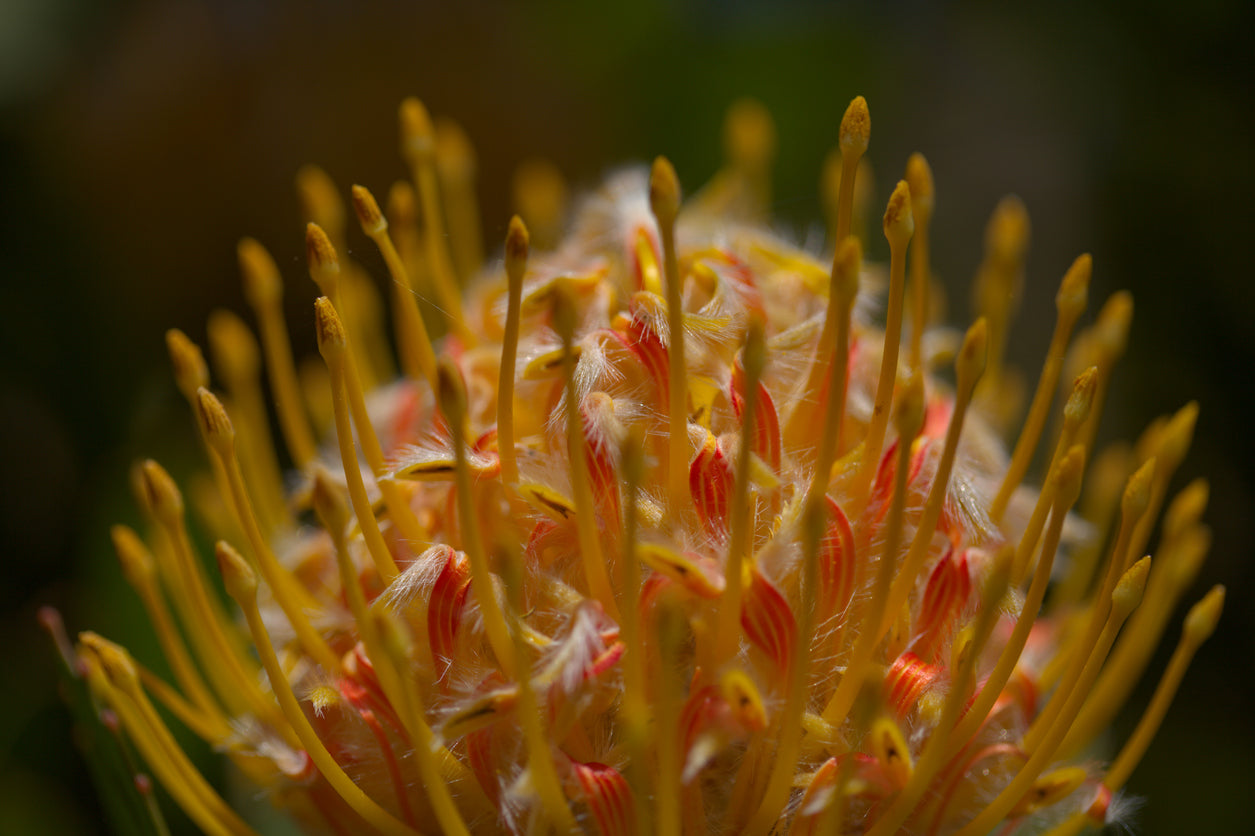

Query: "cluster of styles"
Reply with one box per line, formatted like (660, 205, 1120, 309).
(49, 95, 1222, 836)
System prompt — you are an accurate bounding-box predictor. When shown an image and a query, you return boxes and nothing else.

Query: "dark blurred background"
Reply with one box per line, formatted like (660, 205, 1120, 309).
(2, 1, 1252, 833)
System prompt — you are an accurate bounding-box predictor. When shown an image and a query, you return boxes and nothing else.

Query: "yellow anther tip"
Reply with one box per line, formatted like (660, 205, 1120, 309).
(237, 237, 282, 307)
(883, 180, 915, 245)
(506, 215, 530, 279)
(1169, 527, 1212, 591)
(649, 156, 682, 224)
(986, 195, 1031, 261)
(957, 317, 990, 388)
(1164, 478, 1209, 541)
(194, 387, 235, 446)
(79, 633, 140, 689)
(386, 180, 418, 226)
(1184, 585, 1225, 644)
(207, 309, 260, 386)
(305, 222, 340, 277)
(1064, 366, 1099, 425)
(139, 459, 184, 522)
(1159, 401, 1200, 466)
(1096, 291, 1134, 355)
(399, 96, 435, 159)
(110, 524, 155, 585)
(1113, 555, 1151, 617)
(165, 328, 208, 398)
(1122, 456, 1156, 518)
(313, 296, 347, 357)
(904, 152, 934, 216)
(512, 159, 567, 227)
(1056, 254, 1092, 319)
(295, 165, 345, 233)
(725, 97, 777, 168)
(434, 116, 476, 179)
(215, 540, 258, 602)
(839, 96, 871, 156)
(350, 184, 386, 235)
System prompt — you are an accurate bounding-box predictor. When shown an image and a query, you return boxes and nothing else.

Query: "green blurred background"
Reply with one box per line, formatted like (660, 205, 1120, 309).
(2, 1, 1252, 833)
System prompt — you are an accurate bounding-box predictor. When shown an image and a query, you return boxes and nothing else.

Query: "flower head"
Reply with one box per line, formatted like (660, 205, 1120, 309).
(49, 94, 1221, 835)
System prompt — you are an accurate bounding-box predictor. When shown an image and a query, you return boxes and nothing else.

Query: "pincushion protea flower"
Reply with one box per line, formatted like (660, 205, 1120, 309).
(45, 94, 1223, 836)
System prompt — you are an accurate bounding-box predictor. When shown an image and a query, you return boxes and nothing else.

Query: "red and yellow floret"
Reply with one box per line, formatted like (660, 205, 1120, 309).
(50, 94, 1222, 836)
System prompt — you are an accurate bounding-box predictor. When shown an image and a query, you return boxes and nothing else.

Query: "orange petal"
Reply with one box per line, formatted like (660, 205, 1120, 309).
(740, 566, 796, 675)
(689, 430, 733, 539)
(427, 545, 471, 668)
(910, 547, 972, 661)
(884, 651, 943, 719)
(732, 352, 782, 473)
(572, 760, 635, 836)
(818, 496, 857, 622)
(623, 293, 671, 411)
